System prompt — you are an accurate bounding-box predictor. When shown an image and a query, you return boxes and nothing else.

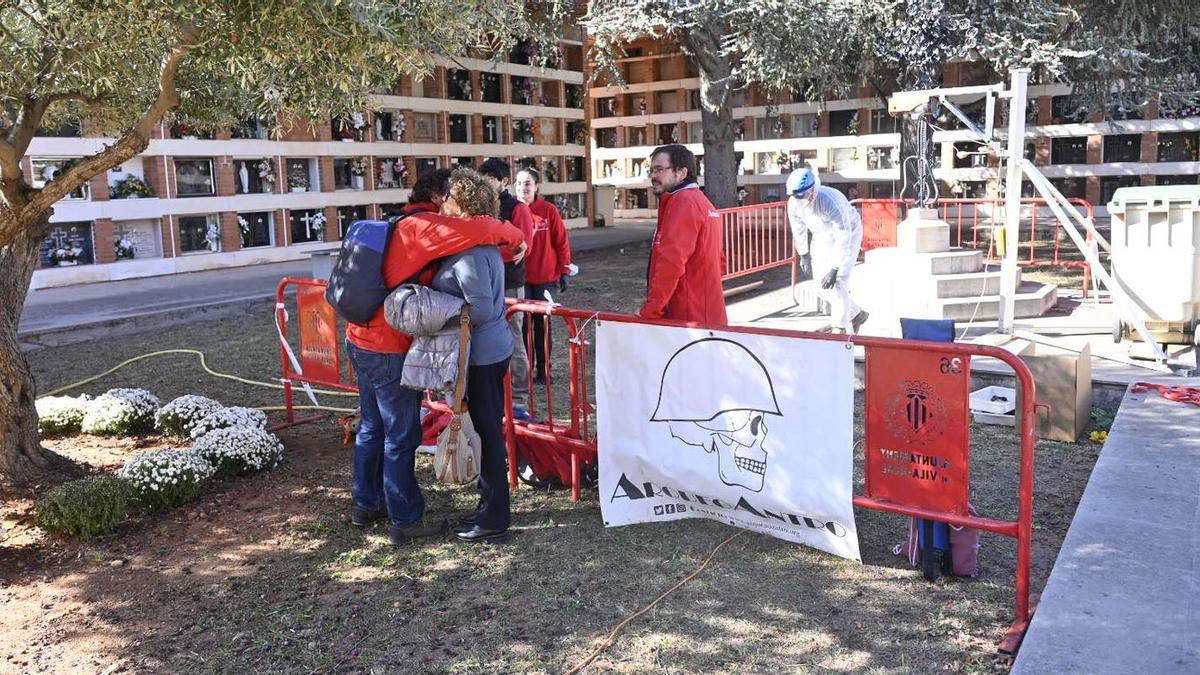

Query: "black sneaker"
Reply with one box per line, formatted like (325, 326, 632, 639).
(350, 507, 386, 527)
(389, 519, 447, 546)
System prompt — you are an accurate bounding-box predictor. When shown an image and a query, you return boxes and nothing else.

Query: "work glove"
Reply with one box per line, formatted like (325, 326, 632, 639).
(796, 253, 813, 283)
(821, 268, 839, 290)
(558, 275, 568, 293)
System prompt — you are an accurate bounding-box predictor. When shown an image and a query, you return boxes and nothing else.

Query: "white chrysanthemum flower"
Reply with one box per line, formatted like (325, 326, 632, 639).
(189, 406, 268, 440)
(193, 427, 285, 477)
(81, 389, 160, 436)
(155, 395, 224, 437)
(36, 394, 93, 435)
(118, 448, 214, 510)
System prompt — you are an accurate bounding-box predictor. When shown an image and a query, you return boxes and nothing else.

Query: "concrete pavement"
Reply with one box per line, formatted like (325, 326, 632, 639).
(1012, 381, 1200, 673)
(20, 224, 654, 338)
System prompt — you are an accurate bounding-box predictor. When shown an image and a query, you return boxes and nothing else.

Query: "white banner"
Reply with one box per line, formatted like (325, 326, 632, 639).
(597, 322, 861, 562)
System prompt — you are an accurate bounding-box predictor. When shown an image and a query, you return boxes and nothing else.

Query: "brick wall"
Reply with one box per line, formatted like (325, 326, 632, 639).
(323, 206, 339, 242)
(273, 209, 288, 246)
(215, 157, 236, 196)
(219, 212, 241, 252)
(161, 216, 178, 258)
(279, 115, 319, 142)
(317, 157, 334, 193)
(93, 218, 116, 263)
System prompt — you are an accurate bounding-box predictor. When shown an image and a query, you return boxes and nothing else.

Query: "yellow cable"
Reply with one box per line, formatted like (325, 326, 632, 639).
(563, 531, 745, 674)
(258, 405, 357, 414)
(41, 348, 358, 398)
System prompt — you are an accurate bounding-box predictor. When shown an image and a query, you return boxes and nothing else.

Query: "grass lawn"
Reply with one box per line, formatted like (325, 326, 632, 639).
(1, 242, 1101, 673)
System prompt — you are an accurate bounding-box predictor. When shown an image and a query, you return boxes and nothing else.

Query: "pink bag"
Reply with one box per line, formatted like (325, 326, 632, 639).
(891, 504, 980, 577)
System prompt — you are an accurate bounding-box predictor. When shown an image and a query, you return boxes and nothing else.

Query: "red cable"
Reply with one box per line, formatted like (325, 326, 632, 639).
(1131, 382, 1200, 407)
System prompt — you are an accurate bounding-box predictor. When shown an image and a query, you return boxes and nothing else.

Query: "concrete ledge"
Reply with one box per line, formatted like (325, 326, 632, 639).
(1012, 382, 1200, 673)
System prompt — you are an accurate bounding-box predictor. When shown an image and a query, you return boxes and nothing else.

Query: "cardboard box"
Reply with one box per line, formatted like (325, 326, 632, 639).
(1016, 342, 1093, 442)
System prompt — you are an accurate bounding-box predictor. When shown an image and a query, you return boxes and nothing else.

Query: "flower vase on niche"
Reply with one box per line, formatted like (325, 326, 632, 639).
(238, 162, 250, 194)
(352, 175, 364, 190)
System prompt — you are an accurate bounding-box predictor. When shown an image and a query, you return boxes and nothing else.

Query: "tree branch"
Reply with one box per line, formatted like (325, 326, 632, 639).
(7, 31, 199, 244)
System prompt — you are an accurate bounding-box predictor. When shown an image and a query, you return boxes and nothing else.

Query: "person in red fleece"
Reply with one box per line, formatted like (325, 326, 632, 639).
(479, 158, 535, 419)
(640, 144, 727, 325)
(345, 169, 525, 547)
(513, 167, 576, 383)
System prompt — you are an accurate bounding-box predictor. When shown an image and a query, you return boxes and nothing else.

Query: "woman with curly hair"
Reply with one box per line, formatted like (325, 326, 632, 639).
(431, 167, 514, 543)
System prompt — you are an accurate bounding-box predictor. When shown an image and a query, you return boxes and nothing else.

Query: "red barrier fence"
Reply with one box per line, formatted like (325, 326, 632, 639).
(718, 201, 795, 283)
(718, 196, 1100, 296)
(273, 277, 1038, 654)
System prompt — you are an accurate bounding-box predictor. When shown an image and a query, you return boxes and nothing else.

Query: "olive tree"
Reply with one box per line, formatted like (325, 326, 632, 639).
(0, 0, 564, 485)
(585, 0, 1198, 206)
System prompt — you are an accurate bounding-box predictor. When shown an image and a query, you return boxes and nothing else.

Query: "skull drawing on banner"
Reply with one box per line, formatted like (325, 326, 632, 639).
(651, 338, 782, 492)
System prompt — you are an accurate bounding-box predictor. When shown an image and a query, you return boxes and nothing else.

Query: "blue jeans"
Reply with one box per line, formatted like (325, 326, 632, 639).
(347, 343, 425, 527)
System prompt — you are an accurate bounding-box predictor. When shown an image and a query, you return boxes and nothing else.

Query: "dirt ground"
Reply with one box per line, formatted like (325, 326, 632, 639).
(2, 242, 1101, 674)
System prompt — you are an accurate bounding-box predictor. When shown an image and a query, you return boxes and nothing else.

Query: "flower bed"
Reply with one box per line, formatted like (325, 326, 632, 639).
(117, 448, 216, 511)
(189, 406, 268, 439)
(80, 388, 161, 435)
(36, 394, 92, 435)
(194, 427, 284, 477)
(34, 387, 290, 538)
(155, 395, 224, 437)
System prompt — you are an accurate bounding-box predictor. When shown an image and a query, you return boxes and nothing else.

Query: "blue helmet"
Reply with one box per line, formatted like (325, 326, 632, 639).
(786, 168, 817, 198)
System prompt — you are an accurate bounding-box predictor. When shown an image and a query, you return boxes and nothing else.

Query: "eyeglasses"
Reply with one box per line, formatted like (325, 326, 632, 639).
(648, 165, 674, 176)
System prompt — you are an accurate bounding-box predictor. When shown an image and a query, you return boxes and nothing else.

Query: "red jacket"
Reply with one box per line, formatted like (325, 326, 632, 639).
(346, 203, 525, 353)
(640, 182, 727, 325)
(525, 198, 573, 285)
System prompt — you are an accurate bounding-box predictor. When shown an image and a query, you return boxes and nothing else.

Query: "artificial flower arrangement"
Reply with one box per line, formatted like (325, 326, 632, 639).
(309, 212, 327, 238)
(392, 112, 406, 141)
(350, 158, 367, 176)
(110, 175, 155, 199)
(288, 165, 309, 191)
(114, 237, 137, 260)
(256, 159, 276, 191)
(48, 245, 83, 265)
(205, 221, 222, 251)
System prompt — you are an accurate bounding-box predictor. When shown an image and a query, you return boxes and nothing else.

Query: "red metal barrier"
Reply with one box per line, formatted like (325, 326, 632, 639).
(273, 277, 1038, 654)
(273, 277, 358, 430)
(502, 299, 1037, 654)
(720, 197, 1100, 296)
(718, 201, 795, 282)
(849, 197, 1100, 296)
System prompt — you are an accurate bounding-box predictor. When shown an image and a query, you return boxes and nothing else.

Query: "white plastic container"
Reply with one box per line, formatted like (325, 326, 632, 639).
(970, 385, 1017, 415)
(1108, 185, 1200, 346)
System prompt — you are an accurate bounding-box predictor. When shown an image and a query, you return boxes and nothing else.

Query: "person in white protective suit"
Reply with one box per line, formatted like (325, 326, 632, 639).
(785, 168, 869, 334)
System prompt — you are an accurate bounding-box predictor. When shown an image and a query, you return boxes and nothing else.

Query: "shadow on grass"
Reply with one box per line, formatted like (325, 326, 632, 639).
(0, 405, 1100, 674)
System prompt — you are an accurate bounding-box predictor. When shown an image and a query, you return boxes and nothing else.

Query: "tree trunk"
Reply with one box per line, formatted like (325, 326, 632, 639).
(0, 220, 50, 486)
(681, 25, 738, 209)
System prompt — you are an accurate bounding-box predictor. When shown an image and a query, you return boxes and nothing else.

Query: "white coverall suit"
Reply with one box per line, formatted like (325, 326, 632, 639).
(787, 186, 863, 332)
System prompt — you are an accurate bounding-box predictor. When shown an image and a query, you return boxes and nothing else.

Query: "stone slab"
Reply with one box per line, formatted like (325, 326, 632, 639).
(1012, 383, 1200, 674)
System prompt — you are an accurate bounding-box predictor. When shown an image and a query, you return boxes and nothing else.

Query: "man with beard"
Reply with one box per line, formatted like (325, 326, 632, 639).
(640, 144, 727, 325)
